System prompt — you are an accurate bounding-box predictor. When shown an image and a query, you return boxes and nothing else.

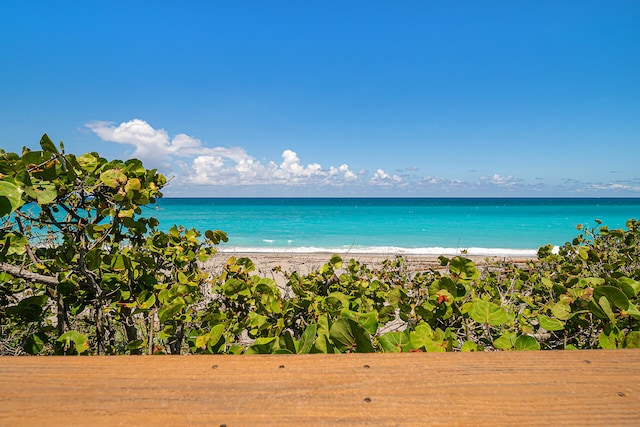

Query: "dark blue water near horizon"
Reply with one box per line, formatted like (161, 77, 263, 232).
(150, 198, 640, 256)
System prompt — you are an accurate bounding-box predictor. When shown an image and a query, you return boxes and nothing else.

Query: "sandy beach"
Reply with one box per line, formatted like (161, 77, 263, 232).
(204, 251, 536, 287)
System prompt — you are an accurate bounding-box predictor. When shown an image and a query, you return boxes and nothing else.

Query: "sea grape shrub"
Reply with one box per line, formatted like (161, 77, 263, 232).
(534, 219, 640, 349)
(0, 135, 227, 355)
(203, 221, 640, 354)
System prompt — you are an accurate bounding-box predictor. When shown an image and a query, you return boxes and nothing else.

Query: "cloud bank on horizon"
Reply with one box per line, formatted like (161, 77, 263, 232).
(85, 119, 640, 196)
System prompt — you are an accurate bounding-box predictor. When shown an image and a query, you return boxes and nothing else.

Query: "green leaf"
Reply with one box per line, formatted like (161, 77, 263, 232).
(245, 337, 277, 354)
(623, 303, 640, 320)
(158, 300, 185, 323)
(195, 324, 225, 351)
(449, 256, 480, 283)
(514, 335, 540, 351)
(537, 314, 565, 332)
(460, 340, 478, 352)
(468, 300, 509, 326)
(379, 330, 411, 353)
(329, 318, 374, 353)
(77, 153, 99, 173)
(298, 323, 317, 354)
(110, 254, 130, 271)
(57, 330, 89, 354)
(597, 296, 617, 324)
(327, 292, 350, 311)
(39, 134, 59, 154)
(311, 334, 331, 354)
(618, 277, 640, 296)
(551, 299, 572, 321)
(493, 332, 516, 350)
(624, 331, 640, 348)
(24, 332, 47, 355)
(341, 310, 378, 335)
(279, 331, 298, 354)
(0, 181, 24, 216)
(100, 168, 127, 188)
(598, 330, 618, 349)
(222, 278, 247, 298)
(329, 253, 342, 268)
(33, 182, 57, 205)
(409, 323, 434, 350)
(593, 286, 630, 310)
(136, 292, 156, 310)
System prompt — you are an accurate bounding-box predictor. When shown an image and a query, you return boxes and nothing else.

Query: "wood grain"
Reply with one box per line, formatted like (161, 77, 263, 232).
(1, 350, 639, 426)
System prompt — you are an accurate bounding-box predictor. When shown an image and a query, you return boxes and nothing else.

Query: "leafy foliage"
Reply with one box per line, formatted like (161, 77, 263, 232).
(2, 137, 640, 354)
(1, 135, 227, 355)
(201, 219, 640, 354)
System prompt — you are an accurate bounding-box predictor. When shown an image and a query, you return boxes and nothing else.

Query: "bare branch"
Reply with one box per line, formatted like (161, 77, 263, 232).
(0, 262, 59, 286)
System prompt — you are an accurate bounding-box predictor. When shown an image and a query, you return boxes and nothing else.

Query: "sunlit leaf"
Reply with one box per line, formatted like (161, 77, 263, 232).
(0, 181, 23, 215)
(468, 300, 509, 326)
(379, 330, 412, 353)
(514, 335, 540, 351)
(537, 314, 565, 332)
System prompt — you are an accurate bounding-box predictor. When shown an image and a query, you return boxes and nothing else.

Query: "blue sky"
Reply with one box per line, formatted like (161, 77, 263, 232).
(1, 1, 639, 197)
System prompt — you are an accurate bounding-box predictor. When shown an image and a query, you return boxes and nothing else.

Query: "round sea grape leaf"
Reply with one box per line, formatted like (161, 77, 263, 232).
(342, 310, 378, 335)
(409, 323, 434, 350)
(0, 181, 24, 216)
(57, 330, 89, 354)
(379, 330, 411, 353)
(433, 277, 456, 295)
(24, 332, 47, 355)
(514, 335, 540, 351)
(578, 246, 589, 260)
(550, 299, 572, 321)
(33, 182, 57, 205)
(329, 318, 374, 353)
(329, 253, 342, 268)
(449, 256, 480, 282)
(327, 292, 350, 311)
(2, 232, 27, 256)
(468, 300, 509, 326)
(311, 334, 331, 354)
(223, 278, 245, 297)
(124, 158, 146, 176)
(100, 168, 127, 188)
(537, 314, 565, 332)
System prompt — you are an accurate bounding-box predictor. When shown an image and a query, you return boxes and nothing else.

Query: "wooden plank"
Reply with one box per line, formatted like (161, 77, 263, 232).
(1, 350, 639, 426)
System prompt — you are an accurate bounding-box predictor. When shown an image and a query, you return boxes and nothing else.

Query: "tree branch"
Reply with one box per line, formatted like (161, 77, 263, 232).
(0, 262, 59, 286)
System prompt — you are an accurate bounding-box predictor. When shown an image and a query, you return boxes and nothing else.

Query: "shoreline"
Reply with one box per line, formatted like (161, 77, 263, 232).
(204, 251, 537, 287)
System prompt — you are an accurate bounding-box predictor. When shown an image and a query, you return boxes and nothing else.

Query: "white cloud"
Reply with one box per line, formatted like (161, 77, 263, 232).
(87, 119, 360, 188)
(479, 174, 516, 186)
(369, 168, 403, 186)
(588, 182, 640, 192)
(86, 119, 638, 196)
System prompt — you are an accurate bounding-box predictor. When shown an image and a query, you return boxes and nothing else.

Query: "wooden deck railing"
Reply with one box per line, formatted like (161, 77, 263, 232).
(1, 349, 639, 426)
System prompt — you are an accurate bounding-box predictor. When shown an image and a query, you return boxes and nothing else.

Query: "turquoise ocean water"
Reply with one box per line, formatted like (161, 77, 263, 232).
(150, 198, 640, 256)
